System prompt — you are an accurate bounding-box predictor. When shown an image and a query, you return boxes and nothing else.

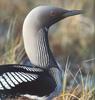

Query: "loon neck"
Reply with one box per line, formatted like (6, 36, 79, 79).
(23, 27, 57, 68)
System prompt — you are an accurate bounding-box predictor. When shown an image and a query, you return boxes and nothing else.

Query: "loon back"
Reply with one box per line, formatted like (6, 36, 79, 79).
(0, 64, 57, 99)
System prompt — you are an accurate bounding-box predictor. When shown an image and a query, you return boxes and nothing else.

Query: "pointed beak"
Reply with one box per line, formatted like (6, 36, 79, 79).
(46, 8, 84, 28)
(63, 10, 84, 18)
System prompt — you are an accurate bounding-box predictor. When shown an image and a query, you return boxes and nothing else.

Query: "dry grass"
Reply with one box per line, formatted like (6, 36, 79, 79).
(53, 58, 95, 100)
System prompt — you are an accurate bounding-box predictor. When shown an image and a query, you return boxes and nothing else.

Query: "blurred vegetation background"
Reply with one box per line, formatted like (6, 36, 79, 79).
(0, 0, 94, 99)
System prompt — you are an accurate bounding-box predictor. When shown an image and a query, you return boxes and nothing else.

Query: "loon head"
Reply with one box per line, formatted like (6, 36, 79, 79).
(23, 6, 83, 31)
(23, 6, 83, 67)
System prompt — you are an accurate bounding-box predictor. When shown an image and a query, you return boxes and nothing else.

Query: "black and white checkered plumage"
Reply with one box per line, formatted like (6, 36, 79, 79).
(0, 6, 82, 100)
(0, 64, 58, 100)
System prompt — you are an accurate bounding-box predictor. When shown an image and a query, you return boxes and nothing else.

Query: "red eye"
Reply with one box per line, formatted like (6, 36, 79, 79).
(50, 11, 56, 16)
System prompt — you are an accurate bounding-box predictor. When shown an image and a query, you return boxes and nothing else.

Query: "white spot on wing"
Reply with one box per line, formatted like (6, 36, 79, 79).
(7, 72, 19, 85)
(23, 73, 38, 81)
(0, 71, 39, 90)
(26, 67, 32, 71)
(0, 76, 11, 89)
(22, 73, 34, 80)
(0, 83, 4, 90)
(18, 72, 31, 81)
(14, 65, 43, 72)
(31, 68, 43, 72)
(14, 72, 27, 82)
(11, 72, 23, 83)
(3, 73, 15, 87)
(29, 74, 38, 79)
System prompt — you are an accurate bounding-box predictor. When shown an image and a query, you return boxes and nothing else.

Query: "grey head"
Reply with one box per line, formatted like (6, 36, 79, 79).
(36, 6, 83, 28)
(23, 6, 83, 67)
(23, 6, 83, 29)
